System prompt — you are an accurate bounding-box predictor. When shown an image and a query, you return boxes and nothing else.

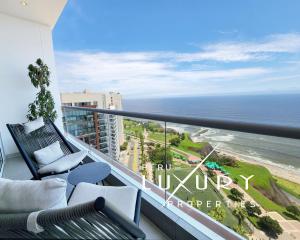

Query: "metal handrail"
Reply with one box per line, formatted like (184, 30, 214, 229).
(62, 106, 300, 140)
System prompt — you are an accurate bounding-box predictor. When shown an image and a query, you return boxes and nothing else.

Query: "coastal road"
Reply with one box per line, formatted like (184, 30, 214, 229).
(133, 140, 139, 172)
(128, 139, 139, 172)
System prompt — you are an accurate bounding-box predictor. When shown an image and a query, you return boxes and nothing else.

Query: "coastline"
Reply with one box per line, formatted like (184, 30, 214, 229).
(218, 149, 300, 184)
(163, 124, 300, 184)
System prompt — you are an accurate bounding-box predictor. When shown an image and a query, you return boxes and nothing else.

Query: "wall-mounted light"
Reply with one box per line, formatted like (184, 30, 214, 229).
(20, 0, 28, 7)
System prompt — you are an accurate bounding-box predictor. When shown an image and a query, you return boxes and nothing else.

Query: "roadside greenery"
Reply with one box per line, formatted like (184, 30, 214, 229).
(228, 188, 244, 202)
(286, 205, 300, 219)
(120, 141, 128, 151)
(208, 155, 238, 167)
(245, 201, 262, 216)
(274, 176, 300, 199)
(232, 225, 247, 237)
(233, 207, 247, 226)
(148, 146, 173, 167)
(170, 136, 181, 146)
(208, 206, 226, 223)
(258, 216, 283, 239)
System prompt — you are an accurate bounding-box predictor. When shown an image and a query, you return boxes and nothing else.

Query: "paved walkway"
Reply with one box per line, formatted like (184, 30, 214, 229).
(145, 161, 153, 181)
(266, 212, 300, 240)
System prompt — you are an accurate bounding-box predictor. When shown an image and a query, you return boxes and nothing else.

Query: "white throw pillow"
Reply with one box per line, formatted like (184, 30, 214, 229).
(34, 141, 65, 167)
(68, 183, 138, 221)
(0, 178, 67, 213)
(23, 117, 44, 134)
(38, 150, 87, 174)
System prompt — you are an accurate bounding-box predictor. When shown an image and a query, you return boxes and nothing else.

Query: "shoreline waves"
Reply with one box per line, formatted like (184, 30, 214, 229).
(166, 124, 300, 184)
(218, 149, 300, 184)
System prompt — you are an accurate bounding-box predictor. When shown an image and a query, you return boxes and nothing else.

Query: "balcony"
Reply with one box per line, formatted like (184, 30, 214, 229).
(2, 108, 300, 239)
(58, 106, 300, 240)
(0, 1, 300, 239)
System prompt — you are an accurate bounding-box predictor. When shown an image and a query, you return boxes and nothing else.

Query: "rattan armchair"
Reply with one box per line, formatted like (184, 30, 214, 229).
(7, 119, 82, 180)
(0, 197, 145, 239)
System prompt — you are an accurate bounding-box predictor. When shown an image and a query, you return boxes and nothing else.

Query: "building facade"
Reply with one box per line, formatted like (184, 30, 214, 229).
(61, 90, 124, 160)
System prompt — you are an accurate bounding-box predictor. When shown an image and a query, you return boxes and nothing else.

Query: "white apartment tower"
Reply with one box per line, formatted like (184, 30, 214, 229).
(106, 92, 125, 147)
(60, 90, 124, 161)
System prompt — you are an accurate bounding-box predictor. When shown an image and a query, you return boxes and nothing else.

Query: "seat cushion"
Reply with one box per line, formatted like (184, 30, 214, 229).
(68, 183, 138, 221)
(0, 178, 67, 213)
(23, 117, 44, 134)
(42, 172, 74, 200)
(34, 141, 64, 167)
(38, 150, 87, 174)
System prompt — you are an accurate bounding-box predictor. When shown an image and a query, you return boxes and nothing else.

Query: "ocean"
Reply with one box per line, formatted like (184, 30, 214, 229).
(124, 94, 300, 172)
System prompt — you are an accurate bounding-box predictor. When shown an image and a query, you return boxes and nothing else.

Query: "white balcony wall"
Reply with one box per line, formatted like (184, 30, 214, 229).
(0, 13, 63, 156)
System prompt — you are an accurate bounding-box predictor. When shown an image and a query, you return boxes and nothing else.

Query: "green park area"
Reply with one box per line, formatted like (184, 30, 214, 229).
(124, 118, 300, 235)
(124, 119, 144, 136)
(148, 131, 177, 142)
(273, 176, 300, 199)
(124, 119, 208, 157)
(224, 162, 287, 215)
(156, 165, 239, 228)
(174, 133, 208, 157)
(149, 132, 208, 157)
(172, 152, 187, 161)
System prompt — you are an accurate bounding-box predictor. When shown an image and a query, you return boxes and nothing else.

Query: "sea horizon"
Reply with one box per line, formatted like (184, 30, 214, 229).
(123, 94, 300, 172)
(124, 93, 300, 127)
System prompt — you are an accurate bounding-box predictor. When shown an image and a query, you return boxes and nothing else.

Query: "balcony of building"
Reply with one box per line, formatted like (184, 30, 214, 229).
(0, 1, 300, 240)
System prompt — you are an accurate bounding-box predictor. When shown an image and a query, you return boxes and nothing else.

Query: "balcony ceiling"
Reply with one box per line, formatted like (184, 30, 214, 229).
(0, 0, 67, 29)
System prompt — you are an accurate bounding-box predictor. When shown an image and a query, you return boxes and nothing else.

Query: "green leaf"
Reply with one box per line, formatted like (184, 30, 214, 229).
(26, 58, 57, 121)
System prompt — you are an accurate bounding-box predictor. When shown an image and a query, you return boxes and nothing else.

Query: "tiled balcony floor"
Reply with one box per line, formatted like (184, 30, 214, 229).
(2, 156, 170, 240)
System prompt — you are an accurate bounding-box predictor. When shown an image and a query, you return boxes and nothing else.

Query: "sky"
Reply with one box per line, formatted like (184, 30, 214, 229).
(53, 0, 300, 99)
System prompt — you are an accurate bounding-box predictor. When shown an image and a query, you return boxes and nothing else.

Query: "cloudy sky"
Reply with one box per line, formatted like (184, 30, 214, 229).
(53, 0, 300, 99)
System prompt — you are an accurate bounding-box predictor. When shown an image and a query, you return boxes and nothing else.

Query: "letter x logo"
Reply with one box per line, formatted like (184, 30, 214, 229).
(165, 144, 219, 204)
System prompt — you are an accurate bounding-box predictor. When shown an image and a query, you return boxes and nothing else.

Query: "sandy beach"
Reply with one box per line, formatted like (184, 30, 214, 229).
(218, 149, 300, 184)
(168, 124, 300, 184)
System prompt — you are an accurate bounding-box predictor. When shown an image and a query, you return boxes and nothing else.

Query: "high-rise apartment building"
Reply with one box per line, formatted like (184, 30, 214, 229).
(60, 90, 124, 160)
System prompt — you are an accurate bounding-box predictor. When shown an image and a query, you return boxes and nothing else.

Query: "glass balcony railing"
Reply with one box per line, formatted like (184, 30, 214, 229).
(62, 106, 300, 240)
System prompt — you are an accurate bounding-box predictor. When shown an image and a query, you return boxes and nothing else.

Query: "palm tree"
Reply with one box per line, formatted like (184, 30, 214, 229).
(233, 207, 246, 225)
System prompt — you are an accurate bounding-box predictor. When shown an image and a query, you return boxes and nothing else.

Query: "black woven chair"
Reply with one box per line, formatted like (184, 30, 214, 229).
(7, 119, 82, 180)
(7, 120, 143, 225)
(0, 197, 146, 239)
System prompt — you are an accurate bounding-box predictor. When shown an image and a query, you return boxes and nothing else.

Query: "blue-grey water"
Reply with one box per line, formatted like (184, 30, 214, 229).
(124, 94, 300, 172)
(124, 94, 300, 127)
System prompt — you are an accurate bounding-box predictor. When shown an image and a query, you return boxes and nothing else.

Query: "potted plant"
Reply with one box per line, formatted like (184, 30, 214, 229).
(27, 58, 57, 121)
